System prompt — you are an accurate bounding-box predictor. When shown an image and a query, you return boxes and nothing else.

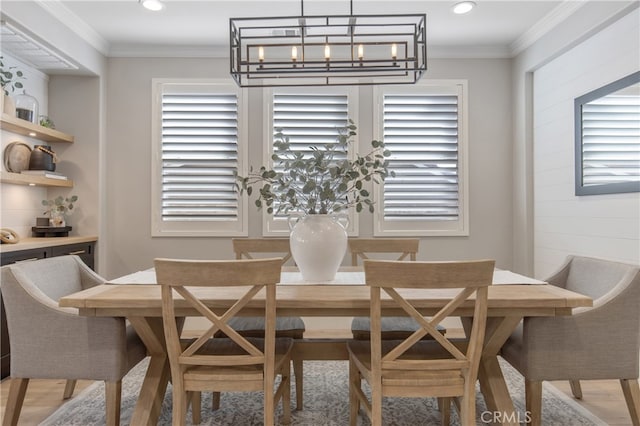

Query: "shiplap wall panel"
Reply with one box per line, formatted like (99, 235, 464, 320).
(533, 9, 640, 278)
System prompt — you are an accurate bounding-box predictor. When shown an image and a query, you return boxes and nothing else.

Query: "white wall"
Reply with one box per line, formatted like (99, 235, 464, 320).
(511, 1, 638, 276)
(533, 8, 640, 277)
(104, 57, 514, 280)
(47, 75, 102, 239)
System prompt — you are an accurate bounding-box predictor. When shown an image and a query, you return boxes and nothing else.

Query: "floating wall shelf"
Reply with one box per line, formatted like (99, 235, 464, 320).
(1, 113, 75, 187)
(0, 171, 74, 187)
(0, 113, 74, 144)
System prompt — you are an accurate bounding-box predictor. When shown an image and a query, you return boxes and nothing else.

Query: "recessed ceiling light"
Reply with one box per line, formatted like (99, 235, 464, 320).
(452, 1, 476, 14)
(140, 0, 164, 11)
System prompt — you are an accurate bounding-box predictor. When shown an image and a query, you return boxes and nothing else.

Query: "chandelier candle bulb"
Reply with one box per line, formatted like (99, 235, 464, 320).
(324, 44, 331, 60)
(391, 43, 397, 60)
(291, 46, 297, 60)
(358, 44, 364, 60)
(258, 46, 264, 67)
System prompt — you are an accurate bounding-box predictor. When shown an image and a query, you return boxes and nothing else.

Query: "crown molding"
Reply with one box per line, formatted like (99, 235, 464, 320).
(509, 0, 586, 56)
(29, 0, 590, 61)
(34, 0, 110, 56)
(429, 45, 512, 59)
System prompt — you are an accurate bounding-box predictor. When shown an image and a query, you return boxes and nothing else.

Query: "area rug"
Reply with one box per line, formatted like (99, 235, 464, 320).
(41, 358, 606, 426)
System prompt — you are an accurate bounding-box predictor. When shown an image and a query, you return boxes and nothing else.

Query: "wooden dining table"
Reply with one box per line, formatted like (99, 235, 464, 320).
(59, 266, 592, 426)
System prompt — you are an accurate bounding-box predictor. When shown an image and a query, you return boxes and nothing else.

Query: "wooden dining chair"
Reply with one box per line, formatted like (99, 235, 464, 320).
(155, 257, 293, 426)
(347, 259, 494, 426)
(348, 238, 445, 341)
(229, 238, 306, 410)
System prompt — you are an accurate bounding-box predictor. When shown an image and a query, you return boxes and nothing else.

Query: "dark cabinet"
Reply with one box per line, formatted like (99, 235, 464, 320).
(51, 242, 95, 270)
(0, 240, 96, 379)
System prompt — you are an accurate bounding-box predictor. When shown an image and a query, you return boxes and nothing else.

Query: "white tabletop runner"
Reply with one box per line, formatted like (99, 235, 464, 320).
(108, 268, 545, 286)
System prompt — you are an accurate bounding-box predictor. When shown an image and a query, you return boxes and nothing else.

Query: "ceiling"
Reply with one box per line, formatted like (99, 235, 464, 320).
(10, 0, 589, 59)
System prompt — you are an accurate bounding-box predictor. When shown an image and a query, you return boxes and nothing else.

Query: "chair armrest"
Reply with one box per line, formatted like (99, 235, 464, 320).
(522, 269, 640, 380)
(544, 256, 573, 288)
(72, 255, 106, 289)
(2, 264, 79, 316)
(575, 267, 640, 313)
(3, 266, 131, 380)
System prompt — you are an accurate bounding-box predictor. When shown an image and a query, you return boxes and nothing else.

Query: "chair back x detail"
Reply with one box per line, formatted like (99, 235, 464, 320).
(348, 238, 441, 341)
(231, 238, 306, 410)
(155, 257, 293, 426)
(347, 259, 494, 426)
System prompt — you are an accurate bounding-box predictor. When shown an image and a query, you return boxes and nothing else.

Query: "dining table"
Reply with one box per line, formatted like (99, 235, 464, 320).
(59, 266, 592, 426)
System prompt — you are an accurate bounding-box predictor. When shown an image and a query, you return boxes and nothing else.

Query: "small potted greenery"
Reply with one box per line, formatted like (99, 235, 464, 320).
(236, 120, 394, 281)
(42, 195, 78, 227)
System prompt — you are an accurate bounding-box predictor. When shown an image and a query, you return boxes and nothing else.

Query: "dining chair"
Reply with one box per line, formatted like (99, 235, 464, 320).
(348, 238, 445, 341)
(500, 255, 640, 426)
(230, 237, 306, 410)
(155, 257, 293, 426)
(1, 255, 147, 426)
(347, 259, 494, 426)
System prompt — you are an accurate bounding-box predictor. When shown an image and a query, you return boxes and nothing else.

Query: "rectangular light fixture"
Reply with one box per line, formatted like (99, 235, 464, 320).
(229, 12, 427, 87)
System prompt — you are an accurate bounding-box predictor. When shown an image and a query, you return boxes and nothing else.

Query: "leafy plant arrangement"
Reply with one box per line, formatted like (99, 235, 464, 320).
(0, 56, 24, 96)
(236, 120, 394, 215)
(39, 115, 56, 129)
(42, 195, 78, 217)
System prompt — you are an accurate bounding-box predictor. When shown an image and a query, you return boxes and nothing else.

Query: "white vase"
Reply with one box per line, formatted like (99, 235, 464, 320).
(3, 93, 16, 116)
(289, 214, 348, 282)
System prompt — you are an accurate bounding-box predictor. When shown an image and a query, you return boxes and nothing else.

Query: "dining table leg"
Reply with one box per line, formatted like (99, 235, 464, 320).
(462, 316, 523, 426)
(128, 316, 175, 426)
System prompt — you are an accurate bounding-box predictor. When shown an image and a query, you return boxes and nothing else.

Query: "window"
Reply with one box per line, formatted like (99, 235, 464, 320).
(262, 87, 358, 235)
(574, 71, 640, 195)
(151, 80, 247, 237)
(373, 81, 468, 236)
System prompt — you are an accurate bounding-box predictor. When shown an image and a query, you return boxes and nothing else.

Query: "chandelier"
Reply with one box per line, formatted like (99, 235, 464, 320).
(229, 0, 427, 87)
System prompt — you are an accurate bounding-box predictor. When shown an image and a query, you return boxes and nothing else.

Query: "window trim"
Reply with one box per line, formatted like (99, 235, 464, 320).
(372, 80, 469, 237)
(574, 71, 640, 196)
(261, 86, 360, 236)
(151, 79, 248, 237)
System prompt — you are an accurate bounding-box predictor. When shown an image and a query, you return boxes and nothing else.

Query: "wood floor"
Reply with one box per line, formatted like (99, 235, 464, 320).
(0, 330, 636, 425)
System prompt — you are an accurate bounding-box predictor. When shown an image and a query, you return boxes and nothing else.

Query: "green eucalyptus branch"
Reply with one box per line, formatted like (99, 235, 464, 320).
(0, 56, 24, 96)
(42, 195, 78, 217)
(235, 120, 394, 215)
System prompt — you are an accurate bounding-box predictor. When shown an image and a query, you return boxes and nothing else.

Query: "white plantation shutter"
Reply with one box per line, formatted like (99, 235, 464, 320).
(580, 94, 640, 188)
(383, 94, 459, 220)
(273, 93, 350, 162)
(151, 81, 247, 236)
(263, 87, 358, 235)
(373, 83, 468, 236)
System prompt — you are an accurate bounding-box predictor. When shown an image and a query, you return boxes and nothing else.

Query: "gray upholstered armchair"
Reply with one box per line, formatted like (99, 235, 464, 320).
(500, 255, 640, 426)
(1, 255, 147, 426)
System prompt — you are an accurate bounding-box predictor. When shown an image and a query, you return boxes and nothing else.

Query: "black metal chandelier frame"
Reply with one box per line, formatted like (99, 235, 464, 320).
(229, 0, 427, 87)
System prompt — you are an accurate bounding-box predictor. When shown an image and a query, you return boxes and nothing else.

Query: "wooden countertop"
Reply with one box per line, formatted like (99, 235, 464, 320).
(0, 236, 98, 253)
